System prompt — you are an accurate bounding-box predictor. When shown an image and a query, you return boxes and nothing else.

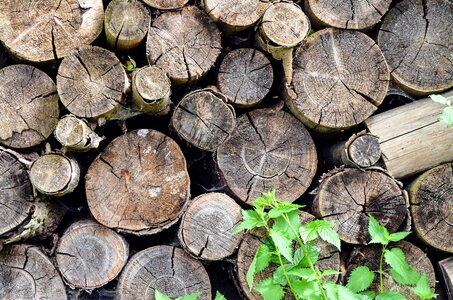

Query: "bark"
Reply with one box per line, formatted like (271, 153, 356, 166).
(116, 245, 211, 300)
(86, 129, 190, 235)
(54, 115, 104, 151)
(284, 28, 389, 132)
(377, 0, 453, 95)
(171, 88, 236, 151)
(0, 0, 103, 63)
(439, 257, 453, 299)
(142, 0, 188, 10)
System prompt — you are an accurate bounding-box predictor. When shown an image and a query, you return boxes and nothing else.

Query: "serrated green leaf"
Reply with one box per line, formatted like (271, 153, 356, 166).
(298, 242, 320, 267)
(375, 291, 406, 300)
(321, 269, 341, 277)
(347, 266, 375, 293)
(214, 291, 227, 300)
(246, 244, 271, 290)
(384, 248, 419, 285)
(232, 210, 266, 234)
(273, 264, 293, 285)
(439, 106, 453, 127)
(269, 229, 293, 263)
(268, 203, 303, 218)
(430, 94, 449, 105)
(388, 231, 411, 242)
(323, 282, 339, 300)
(368, 214, 390, 245)
(286, 267, 312, 279)
(293, 247, 304, 265)
(318, 227, 341, 250)
(293, 279, 323, 300)
(299, 225, 318, 243)
(414, 274, 438, 299)
(176, 292, 202, 300)
(390, 266, 420, 285)
(252, 196, 271, 208)
(337, 285, 362, 300)
(255, 278, 284, 300)
(360, 291, 376, 299)
(155, 290, 171, 300)
(273, 209, 301, 241)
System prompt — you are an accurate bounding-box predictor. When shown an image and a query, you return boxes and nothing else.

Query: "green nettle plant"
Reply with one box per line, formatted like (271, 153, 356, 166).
(123, 55, 137, 72)
(155, 290, 226, 300)
(430, 94, 453, 127)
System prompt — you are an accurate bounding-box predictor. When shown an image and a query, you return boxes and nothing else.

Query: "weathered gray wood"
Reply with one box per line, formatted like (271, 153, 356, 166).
(54, 115, 104, 151)
(439, 257, 453, 299)
(142, 0, 188, 10)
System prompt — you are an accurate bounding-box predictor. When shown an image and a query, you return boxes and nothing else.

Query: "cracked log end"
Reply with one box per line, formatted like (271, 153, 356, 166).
(285, 28, 389, 132)
(56, 220, 129, 290)
(179, 192, 243, 261)
(86, 129, 190, 235)
(116, 245, 211, 300)
(54, 115, 103, 151)
(409, 163, 453, 253)
(377, 0, 453, 95)
(216, 108, 317, 205)
(313, 168, 406, 245)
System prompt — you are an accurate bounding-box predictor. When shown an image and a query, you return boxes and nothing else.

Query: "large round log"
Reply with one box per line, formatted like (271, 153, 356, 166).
(284, 28, 389, 132)
(117, 245, 211, 300)
(313, 168, 407, 244)
(179, 193, 243, 261)
(0, 64, 59, 149)
(0, 0, 104, 63)
(56, 220, 129, 290)
(146, 6, 221, 85)
(216, 108, 317, 205)
(377, 0, 453, 95)
(409, 163, 453, 253)
(86, 129, 190, 235)
(0, 244, 67, 300)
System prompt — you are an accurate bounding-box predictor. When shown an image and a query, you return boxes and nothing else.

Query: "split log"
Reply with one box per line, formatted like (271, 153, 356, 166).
(304, 0, 392, 31)
(0, 64, 59, 149)
(313, 167, 407, 244)
(54, 115, 104, 151)
(142, 0, 188, 10)
(105, 0, 150, 51)
(439, 257, 453, 299)
(284, 28, 389, 132)
(216, 108, 317, 205)
(86, 129, 190, 235)
(217, 48, 274, 108)
(171, 89, 236, 151)
(236, 211, 340, 300)
(409, 163, 453, 253)
(131, 66, 171, 115)
(377, 0, 453, 95)
(365, 90, 453, 179)
(0, 244, 67, 299)
(56, 220, 129, 290)
(346, 241, 436, 299)
(146, 6, 221, 85)
(29, 153, 80, 196)
(0, 0, 104, 63)
(57, 45, 128, 120)
(178, 193, 243, 261)
(117, 245, 211, 299)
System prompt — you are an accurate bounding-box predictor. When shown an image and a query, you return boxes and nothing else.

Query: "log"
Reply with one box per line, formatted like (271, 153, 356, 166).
(54, 115, 104, 151)
(178, 192, 243, 261)
(365, 90, 453, 179)
(217, 48, 274, 108)
(377, 0, 453, 95)
(104, 0, 150, 52)
(0, 64, 59, 149)
(171, 88, 236, 151)
(29, 153, 80, 196)
(56, 220, 129, 290)
(57, 45, 128, 120)
(409, 163, 453, 253)
(236, 211, 340, 300)
(216, 107, 317, 205)
(116, 245, 211, 299)
(146, 6, 221, 85)
(131, 66, 171, 115)
(0, 244, 67, 299)
(304, 0, 392, 31)
(346, 241, 436, 299)
(86, 129, 190, 235)
(284, 28, 389, 132)
(439, 257, 453, 299)
(313, 167, 407, 244)
(0, 0, 104, 63)
(142, 0, 188, 10)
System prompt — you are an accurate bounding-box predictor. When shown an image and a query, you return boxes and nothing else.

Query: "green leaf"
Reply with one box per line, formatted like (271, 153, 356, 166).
(255, 278, 284, 300)
(268, 202, 302, 218)
(384, 248, 419, 285)
(246, 244, 271, 290)
(273, 264, 294, 285)
(337, 285, 362, 300)
(321, 269, 341, 277)
(155, 290, 171, 300)
(318, 226, 341, 250)
(360, 291, 376, 299)
(293, 279, 323, 300)
(299, 225, 318, 243)
(430, 94, 449, 105)
(176, 292, 202, 300)
(323, 282, 339, 300)
(347, 266, 375, 293)
(269, 229, 293, 262)
(387, 231, 411, 242)
(252, 196, 271, 208)
(439, 106, 453, 127)
(293, 247, 304, 265)
(232, 210, 265, 234)
(375, 291, 406, 300)
(286, 267, 312, 279)
(298, 242, 320, 267)
(368, 214, 390, 245)
(414, 274, 438, 299)
(273, 209, 301, 241)
(390, 266, 420, 286)
(214, 291, 227, 300)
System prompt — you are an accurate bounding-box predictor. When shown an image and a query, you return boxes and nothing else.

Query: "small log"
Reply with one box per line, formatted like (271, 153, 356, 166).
(365, 90, 453, 179)
(0, 244, 67, 299)
(54, 115, 104, 151)
(216, 108, 317, 204)
(346, 241, 436, 299)
(204, 0, 270, 32)
(104, 0, 150, 51)
(56, 220, 129, 290)
(313, 167, 407, 244)
(0, 0, 104, 63)
(0, 64, 59, 149)
(29, 153, 80, 196)
(178, 192, 243, 261)
(146, 6, 221, 85)
(217, 48, 274, 108)
(171, 88, 236, 151)
(377, 0, 453, 95)
(142, 0, 188, 10)
(304, 0, 392, 31)
(284, 28, 389, 132)
(86, 129, 190, 235)
(57, 45, 128, 120)
(131, 66, 171, 115)
(409, 163, 453, 253)
(439, 257, 453, 299)
(116, 245, 211, 299)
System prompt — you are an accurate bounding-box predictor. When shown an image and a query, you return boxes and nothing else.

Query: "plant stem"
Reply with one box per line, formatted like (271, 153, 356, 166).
(379, 245, 387, 293)
(277, 251, 299, 300)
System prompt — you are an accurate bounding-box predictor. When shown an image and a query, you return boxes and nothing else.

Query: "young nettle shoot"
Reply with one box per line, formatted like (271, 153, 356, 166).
(124, 55, 137, 72)
(430, 94, 453, 127)
(155, 290, 227, 300)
